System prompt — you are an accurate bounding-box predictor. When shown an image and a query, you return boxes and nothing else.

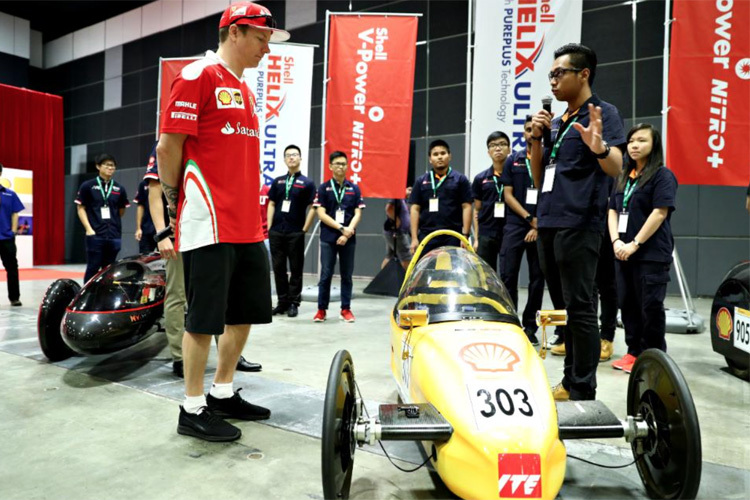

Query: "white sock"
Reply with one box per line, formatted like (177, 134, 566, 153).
(183, 394, 207, 414)
(210, 382, 234, 399)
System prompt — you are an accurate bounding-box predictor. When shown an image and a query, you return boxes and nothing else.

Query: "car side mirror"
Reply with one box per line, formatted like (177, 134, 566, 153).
(398, 310, 429, 328)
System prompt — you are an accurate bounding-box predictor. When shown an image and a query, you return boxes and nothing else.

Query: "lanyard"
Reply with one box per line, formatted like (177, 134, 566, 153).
(96, 177, 113, 201)
(330, 179, 346, 205)
(285, 174, 295, 200)
(622, 177, 638, 211)
(492, 174, 504, 199)
(549, 117, 578, 161)
(430, 167, 452, 197)
(524, 158, 533, 182)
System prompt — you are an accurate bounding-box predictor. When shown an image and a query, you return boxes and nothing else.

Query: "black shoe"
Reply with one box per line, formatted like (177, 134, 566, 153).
(177, 406, 241, 442)
(236, 356, 262, 372)
(524, 329, 540, 346)
(172, 360, 184, 378)
(287, 304, 298, 317)
(207, 388, 271, 421)
(10, 300, 21, 307)
(272, 304, 288, 315)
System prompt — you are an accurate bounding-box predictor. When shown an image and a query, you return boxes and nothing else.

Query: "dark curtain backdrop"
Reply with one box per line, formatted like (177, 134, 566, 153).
(0, 83, 65, 265)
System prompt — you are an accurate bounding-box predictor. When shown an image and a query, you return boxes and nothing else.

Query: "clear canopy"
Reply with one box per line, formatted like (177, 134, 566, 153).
(71, 258, 166, 312)
(394, 247, 518, 325)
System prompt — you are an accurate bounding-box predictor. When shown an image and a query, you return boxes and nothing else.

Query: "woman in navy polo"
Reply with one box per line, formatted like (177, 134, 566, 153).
(607, 124, 677, 373)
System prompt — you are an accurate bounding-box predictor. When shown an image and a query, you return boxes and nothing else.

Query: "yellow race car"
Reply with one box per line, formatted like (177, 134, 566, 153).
(322, 231, 702, 500)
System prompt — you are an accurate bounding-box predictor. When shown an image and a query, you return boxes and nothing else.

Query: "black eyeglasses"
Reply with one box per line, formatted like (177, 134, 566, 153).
(231, 14, 277, 29)
(548, 67, 583, 81)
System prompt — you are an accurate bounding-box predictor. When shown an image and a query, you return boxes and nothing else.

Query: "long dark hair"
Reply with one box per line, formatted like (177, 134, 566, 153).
(616, 123, 664, 192)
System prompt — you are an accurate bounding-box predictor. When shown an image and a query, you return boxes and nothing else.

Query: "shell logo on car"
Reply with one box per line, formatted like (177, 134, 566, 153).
(716, 307, 732, 340)
(460, 342, 519, 372)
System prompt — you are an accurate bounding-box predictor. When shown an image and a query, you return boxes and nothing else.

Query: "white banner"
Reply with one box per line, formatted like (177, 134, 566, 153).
(248, 43, 315, 183)
(469, 0, 582, 179)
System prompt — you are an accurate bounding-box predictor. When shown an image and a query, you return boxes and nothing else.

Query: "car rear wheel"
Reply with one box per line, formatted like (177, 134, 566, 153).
(322, 350, 357, 500)
(627, 349, 701, 499)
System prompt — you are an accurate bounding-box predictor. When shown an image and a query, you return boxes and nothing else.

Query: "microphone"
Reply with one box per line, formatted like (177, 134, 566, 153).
(541, 95, 553, 148)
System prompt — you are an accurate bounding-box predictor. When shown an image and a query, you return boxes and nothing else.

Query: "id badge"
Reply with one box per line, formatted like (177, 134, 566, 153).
(494, 202, 505, 218)
(101, 206, 111, 220)
(541, 164, 555, 193)
(618, 212, 629, 234)
(429, 197, 439, 213)
(335, 209, 346, 224)
(526, 188, 538, 205)
(281, 200, 291, 213)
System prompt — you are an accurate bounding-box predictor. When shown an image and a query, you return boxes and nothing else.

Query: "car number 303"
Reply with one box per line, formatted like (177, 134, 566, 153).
(467, 381, 539, 431)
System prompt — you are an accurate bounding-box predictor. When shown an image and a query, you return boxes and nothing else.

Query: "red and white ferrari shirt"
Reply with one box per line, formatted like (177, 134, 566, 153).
(161, 50, 263, 252)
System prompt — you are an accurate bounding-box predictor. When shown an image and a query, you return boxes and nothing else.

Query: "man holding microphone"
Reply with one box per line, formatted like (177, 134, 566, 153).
(529, 44, 625, 402)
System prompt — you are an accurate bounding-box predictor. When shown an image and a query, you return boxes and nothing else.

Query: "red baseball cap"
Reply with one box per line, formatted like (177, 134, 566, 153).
(219, 2, 290, 42)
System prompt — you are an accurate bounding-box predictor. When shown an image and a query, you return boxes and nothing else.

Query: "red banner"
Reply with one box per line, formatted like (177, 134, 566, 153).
(667, 0, 750, 186)
(324, 15, 418, 198)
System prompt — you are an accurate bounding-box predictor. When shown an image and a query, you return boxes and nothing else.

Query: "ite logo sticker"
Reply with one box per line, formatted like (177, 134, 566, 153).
(498, 454, 541, 498)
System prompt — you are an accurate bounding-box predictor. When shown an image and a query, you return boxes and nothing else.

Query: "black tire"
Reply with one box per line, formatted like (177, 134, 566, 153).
(627, 349, 702, 499)
(725, 356, 750, 380)
(37, 279, 80, 361)
(321, 350, 357, 500)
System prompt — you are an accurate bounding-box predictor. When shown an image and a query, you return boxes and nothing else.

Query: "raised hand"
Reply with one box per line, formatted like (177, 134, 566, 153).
(573, 103, 606, 155)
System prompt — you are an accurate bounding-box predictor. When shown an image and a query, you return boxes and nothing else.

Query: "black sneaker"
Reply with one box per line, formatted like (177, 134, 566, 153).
(272, 304, 289, 315)
(10, 300, 22, 307)
(177, 406, 241, 442)
(207, 388, 271, 421)
(287, 304, 299, 318)
(524, 329, 540, 346)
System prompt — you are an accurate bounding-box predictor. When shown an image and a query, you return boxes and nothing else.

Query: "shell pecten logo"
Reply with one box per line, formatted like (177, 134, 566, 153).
(460, 342, 520, 372)
(716, 307, 733, 340)
(218, 90, 232, 106)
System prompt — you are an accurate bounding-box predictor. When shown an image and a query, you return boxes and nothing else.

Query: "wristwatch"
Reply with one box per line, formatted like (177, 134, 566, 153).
(592, 141, 611, 159)
(339, 225, 345, 232)
(525, 214, 534, 224)
(633, 238, 641, 248)
(154, 226, 174, 243)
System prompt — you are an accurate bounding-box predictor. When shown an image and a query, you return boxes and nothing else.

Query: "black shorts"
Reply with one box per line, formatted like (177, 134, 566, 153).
(183, 242, 272, 335)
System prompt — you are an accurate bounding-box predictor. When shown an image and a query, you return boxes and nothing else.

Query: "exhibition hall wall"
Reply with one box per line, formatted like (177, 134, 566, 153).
(0, 0, 747, 295)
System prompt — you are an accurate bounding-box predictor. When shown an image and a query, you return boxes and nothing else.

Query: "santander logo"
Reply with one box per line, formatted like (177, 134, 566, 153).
(220, 122, 259, 137)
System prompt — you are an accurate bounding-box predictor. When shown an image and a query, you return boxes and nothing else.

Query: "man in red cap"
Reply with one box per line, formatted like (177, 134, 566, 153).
(157, 2, 290, 442)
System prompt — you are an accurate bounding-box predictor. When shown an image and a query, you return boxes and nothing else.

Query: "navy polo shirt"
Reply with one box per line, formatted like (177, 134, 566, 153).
(75, 176, 130, 239)
(133, 179, 155, 235)
(537, 94, 625, 232)
(500, 149, 538, 227)
(471, 166, 506, 239)
(0, 187, 24, 240)
(143, 143, 170, 227)
(609, 167, 677, 263)
(409, 168, 472, 236)
(313, 179, 365, 244)
(267, 171, 316, 233)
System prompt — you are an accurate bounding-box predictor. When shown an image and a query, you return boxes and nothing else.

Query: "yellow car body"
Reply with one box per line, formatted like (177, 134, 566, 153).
(389, 234, 566, 499)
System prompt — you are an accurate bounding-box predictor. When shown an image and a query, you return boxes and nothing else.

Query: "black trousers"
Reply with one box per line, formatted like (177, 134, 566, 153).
(616, 259, 670, 356)
(593, 235, 618, 342)
(477, 232, 504, 275)
(84, 236, 121, 283)
(500, 224, 544, 331)
(0, 237, 20, 301)
(139, 231, 157, 255)
(537, 228, 601, 400)
(269, 230, 305, 307)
